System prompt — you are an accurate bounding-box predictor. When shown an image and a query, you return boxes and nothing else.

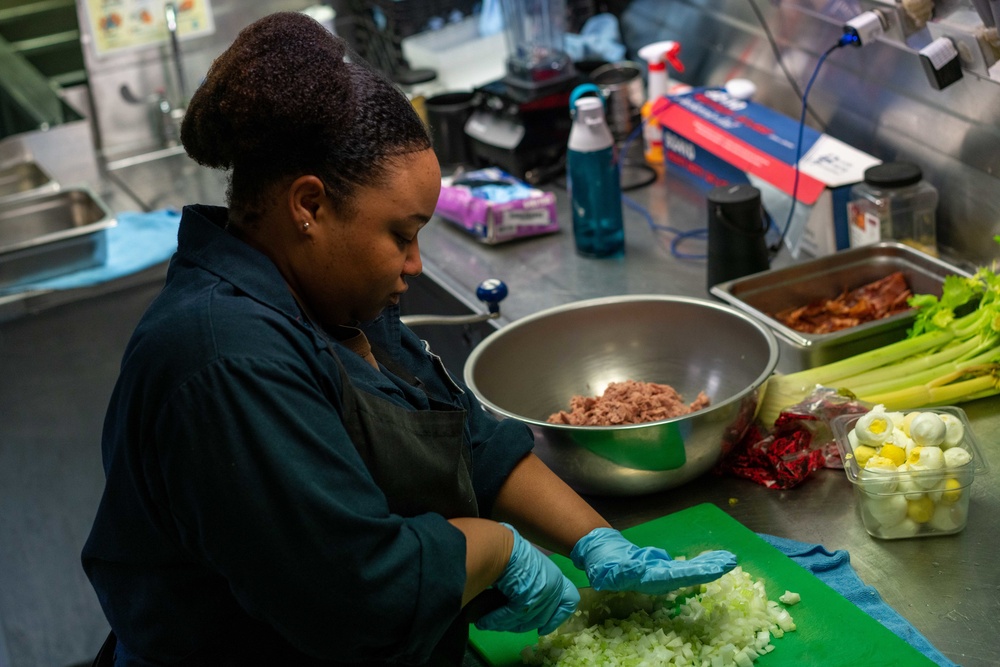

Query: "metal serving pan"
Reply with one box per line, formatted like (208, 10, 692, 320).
(0, 187, 117, 289)
(0, 160, 59, 203)
(710, 242, 972, 373)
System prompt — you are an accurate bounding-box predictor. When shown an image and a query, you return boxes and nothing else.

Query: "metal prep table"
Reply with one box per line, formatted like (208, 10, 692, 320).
(0, 138, 996, 667)
(418, 169, 999, 667)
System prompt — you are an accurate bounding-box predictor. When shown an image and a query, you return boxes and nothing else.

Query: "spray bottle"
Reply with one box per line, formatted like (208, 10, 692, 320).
(637, 41, 685, 167)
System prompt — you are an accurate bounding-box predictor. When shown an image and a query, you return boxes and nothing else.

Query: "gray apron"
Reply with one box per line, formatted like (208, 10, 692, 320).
(333, 343, 480, 666)
(337, 344, 478, 519)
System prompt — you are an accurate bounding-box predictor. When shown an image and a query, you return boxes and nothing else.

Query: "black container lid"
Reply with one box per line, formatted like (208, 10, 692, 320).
(707, 183, 761, 205)
(863, 161, 923, 188)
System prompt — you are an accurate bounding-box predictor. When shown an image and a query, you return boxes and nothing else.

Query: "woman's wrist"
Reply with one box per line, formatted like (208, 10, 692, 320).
(449, 517, 514, 606)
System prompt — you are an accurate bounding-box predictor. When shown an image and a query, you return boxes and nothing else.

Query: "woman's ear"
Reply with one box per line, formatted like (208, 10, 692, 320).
(287, 175, 328, 231)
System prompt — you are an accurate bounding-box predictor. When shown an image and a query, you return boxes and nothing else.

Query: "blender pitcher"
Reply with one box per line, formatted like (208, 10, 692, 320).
(499, 0, 574, 88)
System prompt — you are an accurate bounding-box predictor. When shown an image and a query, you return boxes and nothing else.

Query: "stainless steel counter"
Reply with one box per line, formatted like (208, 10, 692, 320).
(418, 170, 714, 326)
(423, 171, 998, 667)
(420, 170, 999, 667)
(1, 139, 996, 667)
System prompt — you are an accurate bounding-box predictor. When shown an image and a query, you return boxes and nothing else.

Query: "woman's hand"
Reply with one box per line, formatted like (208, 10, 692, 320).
(474, 524, 579, 635)
(570, 528, 737, 595)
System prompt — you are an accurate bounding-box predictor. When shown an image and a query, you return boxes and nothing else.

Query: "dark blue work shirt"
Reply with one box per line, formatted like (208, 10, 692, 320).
(81, 205, 534, 665)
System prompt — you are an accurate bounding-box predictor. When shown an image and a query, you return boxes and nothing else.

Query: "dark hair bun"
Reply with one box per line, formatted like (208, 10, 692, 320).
(180, 11, 430, 225)
(181, 12, 352, 170)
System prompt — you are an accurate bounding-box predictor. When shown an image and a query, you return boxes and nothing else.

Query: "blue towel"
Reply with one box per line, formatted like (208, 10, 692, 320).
(759, 533, 958, 667)
(0, 209, 180, 296)
(564, 14, 627, 63)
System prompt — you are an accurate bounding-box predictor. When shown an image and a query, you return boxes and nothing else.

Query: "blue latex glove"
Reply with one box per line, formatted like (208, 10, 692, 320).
(571, 527, 737, 595)
(475, 524, 580, 635)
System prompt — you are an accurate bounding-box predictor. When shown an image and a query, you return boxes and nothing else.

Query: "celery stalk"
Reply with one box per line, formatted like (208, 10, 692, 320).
(846, 342, 1000, 397)
(756, 248, 1000, 427)
(832, 336, 982, 391)
(757, 330, 953, 425)
(858, 367, 1000, 411)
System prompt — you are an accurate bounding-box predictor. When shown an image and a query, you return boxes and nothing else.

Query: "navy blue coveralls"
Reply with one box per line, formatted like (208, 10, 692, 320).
(82, 205, 534, 665)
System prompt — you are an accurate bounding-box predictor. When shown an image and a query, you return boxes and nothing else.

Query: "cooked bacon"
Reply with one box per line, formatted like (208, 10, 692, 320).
(772, 271, 913, 334)
(547, 380, 710, 426)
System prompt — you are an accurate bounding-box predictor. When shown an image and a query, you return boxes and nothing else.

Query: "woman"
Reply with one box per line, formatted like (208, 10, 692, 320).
(82, 12, 736, 666)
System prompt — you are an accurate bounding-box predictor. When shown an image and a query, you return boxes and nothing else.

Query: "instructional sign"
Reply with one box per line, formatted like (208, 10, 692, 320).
(84, 0, 215, 56)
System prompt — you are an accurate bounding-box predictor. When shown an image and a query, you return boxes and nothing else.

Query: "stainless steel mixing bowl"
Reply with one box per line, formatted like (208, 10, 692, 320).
(463, 295, 780, 496)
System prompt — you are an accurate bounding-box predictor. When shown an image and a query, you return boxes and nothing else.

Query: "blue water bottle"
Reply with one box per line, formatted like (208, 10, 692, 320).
(567, 89, 625, 258)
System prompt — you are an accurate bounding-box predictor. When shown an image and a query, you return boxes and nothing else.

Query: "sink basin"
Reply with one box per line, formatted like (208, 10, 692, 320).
(0, 187, 116, 289)
(0, 160, 58, 202)
(106, 148, 228, 210)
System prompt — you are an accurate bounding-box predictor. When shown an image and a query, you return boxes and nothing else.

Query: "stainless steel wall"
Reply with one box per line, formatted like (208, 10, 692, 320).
(621, 0, 1000, 265)
(74, 0, 321, 162)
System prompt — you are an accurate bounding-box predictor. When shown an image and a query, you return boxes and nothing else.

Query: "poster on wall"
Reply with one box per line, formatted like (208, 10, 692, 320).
(83, 0, 215, 57)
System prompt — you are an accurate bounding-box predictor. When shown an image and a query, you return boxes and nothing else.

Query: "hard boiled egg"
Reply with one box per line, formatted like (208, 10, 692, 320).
(863, 493, 907, 528)
(938, 413, 965, 449)
(894, 464, 925, 501)
(906, 495, 935, 523)
(854, 406, 894, 446)
(909, 412, 947, 447)
(928, 502, 967, 532)
(943, 446, 972, 469)
(877, 517, 920, 539)
(890, 428, 916, 458)
(887, 411, 907, 430)
(861, 455, 899, 494)
(908, 446, 945, 489)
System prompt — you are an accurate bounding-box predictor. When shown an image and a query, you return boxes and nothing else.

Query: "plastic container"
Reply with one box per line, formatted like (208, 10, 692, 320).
(846, 161, 939, 255)
(637, 41, 684, 167)
(567, 94, 625, 258)
(830, 406, 989, 540)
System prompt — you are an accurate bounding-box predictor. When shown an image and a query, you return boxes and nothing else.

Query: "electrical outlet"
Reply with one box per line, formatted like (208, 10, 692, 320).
(925, 7, 999, 78)
(855, 0, 917, 42)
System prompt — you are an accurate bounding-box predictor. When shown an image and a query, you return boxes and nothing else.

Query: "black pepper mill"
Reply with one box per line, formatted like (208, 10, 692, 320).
(706, 184, 770, 290)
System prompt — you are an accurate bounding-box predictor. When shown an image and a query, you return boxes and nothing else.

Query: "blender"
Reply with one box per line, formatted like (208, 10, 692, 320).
(464, 0, 581, 182)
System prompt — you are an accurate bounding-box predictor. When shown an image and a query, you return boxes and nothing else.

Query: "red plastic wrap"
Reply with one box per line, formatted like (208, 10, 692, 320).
(714, 388, 871, 489)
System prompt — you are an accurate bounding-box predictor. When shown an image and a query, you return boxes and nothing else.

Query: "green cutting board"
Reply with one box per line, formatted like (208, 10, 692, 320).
(469, 503, 937, 666)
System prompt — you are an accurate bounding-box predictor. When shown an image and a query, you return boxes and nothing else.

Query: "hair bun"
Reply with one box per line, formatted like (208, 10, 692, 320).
(181, 12, 350, 170)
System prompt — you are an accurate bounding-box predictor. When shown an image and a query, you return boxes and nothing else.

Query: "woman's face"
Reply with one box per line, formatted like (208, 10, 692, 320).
(303, 148, 442, 327)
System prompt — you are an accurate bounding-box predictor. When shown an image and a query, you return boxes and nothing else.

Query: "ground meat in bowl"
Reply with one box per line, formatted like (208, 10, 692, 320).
(547, 380, 711, 426)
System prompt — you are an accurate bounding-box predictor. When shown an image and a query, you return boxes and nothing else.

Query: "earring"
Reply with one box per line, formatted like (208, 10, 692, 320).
(303, 222, 310, 230)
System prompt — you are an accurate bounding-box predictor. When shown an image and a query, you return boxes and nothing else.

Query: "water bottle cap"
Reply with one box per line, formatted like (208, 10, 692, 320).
(574, 97, 603, 112)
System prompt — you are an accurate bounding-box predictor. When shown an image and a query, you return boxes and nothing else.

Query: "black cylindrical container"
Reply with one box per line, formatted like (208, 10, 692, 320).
(706, 184, 770, 290)
(425, 91, 475, 169)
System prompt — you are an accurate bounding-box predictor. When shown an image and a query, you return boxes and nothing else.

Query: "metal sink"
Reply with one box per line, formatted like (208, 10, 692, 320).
(0, 187, 116, 289)
(106, 147, 229, 211)
(0, 159, 58, 202)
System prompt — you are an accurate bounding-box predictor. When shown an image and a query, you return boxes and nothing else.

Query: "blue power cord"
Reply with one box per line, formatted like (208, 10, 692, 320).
(623, 193, 708, 259)
(616, 116, 709, 260)
(618, 31, 856, 261)
(771, 33, 858, 255)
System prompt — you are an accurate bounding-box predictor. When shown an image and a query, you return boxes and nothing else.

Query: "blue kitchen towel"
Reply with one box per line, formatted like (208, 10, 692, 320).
(759, 533, 958, 667)
(0, 208, 180, 296)
(564, 14, 627, 63)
